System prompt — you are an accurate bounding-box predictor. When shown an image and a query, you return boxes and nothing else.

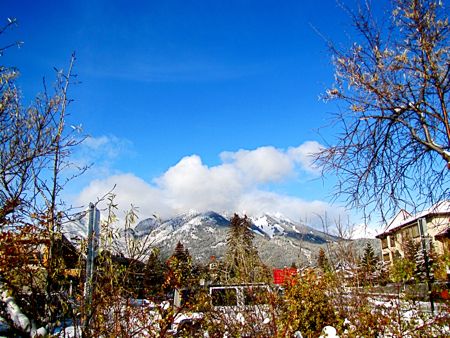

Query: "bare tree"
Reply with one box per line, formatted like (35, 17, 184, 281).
(316, 0, 450, 221)
(0, 18, 88, 335)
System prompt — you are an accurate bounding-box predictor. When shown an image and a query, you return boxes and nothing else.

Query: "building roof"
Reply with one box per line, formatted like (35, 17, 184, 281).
(376, 200, 450, 238)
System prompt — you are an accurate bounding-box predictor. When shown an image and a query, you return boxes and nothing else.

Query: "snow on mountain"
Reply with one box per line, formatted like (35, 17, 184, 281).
(129, 211, 342, 267)
(252, 215, 285, 238)
(251, 213, 339, 244)
(351, 223, 380, 239)
(61, 212, 89, 244)
(63, 210, 367, 267)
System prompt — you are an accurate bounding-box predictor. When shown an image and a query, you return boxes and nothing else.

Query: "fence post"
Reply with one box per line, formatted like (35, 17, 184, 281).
(83, 203, 100, 331)
(418, 217, 434, 314)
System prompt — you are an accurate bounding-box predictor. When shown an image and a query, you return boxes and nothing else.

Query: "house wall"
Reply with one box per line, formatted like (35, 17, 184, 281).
(380, 214, 449, 264)
(427, 214, 449, 256)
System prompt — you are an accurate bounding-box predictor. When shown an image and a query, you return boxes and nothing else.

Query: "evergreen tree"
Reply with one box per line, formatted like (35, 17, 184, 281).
(403, 237, 420, 263)
(401, 236, 436, 283)
(166, 241, 193, 288)
(360, 243, 379, 284)
(373, 260, 390, 286)
(317, 248, 330, 272)
(174, 241, 190, 262)
(143, 248, 166, 297)
(224, 214, 267, 283)
(415, 242, 436, 283)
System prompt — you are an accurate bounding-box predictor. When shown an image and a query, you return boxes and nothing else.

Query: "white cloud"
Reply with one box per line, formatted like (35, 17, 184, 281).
(74, 141, 349, 227)
(236, 190, 345, 226)
(81, 135, 133, 162)
(76, 173, 174, 219)
(220, 146, 293, 183)
(350, 223, 382, 239)
(288, 141, 323, 174)
(70, 134, 133, 178)
(156, 155, 242, 213)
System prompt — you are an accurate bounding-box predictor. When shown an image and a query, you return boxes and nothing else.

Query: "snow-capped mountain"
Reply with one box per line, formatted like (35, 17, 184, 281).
(63, 210, 375, 267)
(251, 214, 338, 243)
(132, 211, 340, 267)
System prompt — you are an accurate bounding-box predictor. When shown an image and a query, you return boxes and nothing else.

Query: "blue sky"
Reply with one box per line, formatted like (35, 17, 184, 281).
(3, 0, 391, 235)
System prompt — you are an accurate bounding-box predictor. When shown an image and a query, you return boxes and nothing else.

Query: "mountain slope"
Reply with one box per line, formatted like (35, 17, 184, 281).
(134, 211, 341, 267)
(64, 210, 379, 268)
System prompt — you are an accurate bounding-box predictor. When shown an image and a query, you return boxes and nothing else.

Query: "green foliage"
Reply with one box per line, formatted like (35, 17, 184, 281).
(165, 241, 194, 289)
(390, 257, 416, 284)
(434, 251, 450, 281)
(143, 248, 166, 297)
(317, 247, 331, 273)
(399, 237, 438, 284)
(403, 237, 420, 263)
(359, 242, 379, 285)
(223, 214, 269, 283)
(361, 243, 378, 269)
(277, 270, 338, 337)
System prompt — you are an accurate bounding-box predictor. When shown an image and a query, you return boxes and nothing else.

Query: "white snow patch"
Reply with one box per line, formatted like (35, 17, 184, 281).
(205, 226, 216, 233)
(288, 240, 298, 248)
(274, 224, 285, 234)
(211, 242, 225, 249)
(253, 216, 269, 228)
(269, 212, 293, 223)
(351, 223, 380, 239)
(188, 217, 203, 226)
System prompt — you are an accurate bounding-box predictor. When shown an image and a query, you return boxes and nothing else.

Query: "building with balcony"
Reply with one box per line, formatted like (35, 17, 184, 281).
(376, 201, 450, 265)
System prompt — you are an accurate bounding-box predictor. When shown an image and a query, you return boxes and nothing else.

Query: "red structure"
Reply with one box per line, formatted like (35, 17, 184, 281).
(273, 268, 297, 285)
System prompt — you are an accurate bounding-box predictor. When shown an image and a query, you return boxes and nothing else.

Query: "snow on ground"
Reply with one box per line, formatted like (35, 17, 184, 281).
(253, 215, 286, 238)
(6, 294, 447, 338)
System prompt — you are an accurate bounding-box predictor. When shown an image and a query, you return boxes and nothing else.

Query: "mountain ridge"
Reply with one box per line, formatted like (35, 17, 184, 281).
(64, 210, 379, 267)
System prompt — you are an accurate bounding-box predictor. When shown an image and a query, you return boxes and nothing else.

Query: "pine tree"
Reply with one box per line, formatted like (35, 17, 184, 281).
(224, 214, 267, 283)
(174, 241, 190, 262)
(415, 242, 436, 283)
(166, 241, 193, 288)
(403, 237, 420, 263)
(144, 248, 166, 296)
(360, 243, 379, 284)
(373, 260, 390, 286)
(317, 248, 330, 272)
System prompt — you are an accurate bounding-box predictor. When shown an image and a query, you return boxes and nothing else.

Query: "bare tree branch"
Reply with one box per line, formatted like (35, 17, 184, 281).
(316, 0, 450, 222)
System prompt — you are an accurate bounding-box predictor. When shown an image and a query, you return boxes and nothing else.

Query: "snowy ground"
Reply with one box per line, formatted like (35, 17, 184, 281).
(2, 297, 448, 337)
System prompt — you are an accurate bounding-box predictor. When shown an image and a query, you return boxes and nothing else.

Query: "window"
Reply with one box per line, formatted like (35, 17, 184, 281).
(381, 238, 388, 249)
(243, 286, 270, 306)
(389, 235, 396, 246)
(411, 225, 420, 238)
(211, 288, 237, 307)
